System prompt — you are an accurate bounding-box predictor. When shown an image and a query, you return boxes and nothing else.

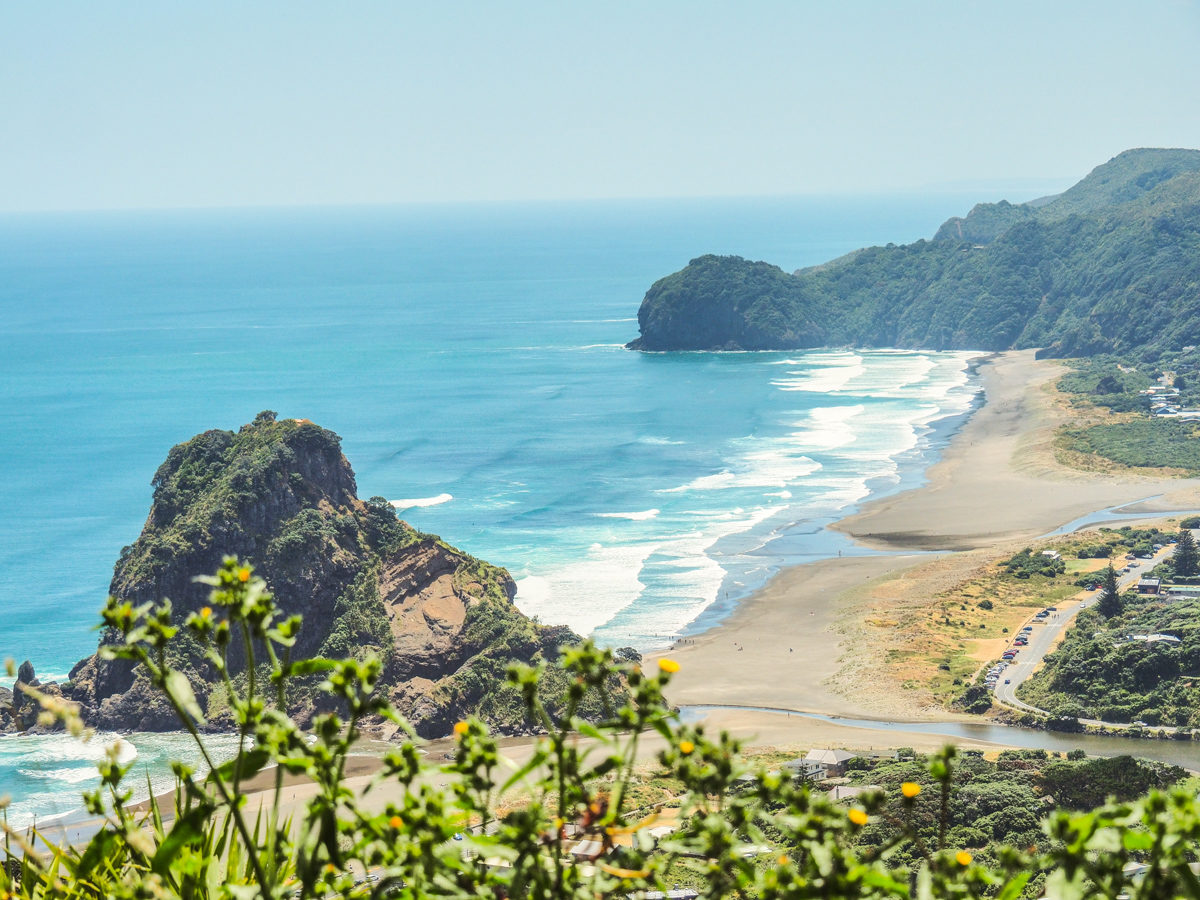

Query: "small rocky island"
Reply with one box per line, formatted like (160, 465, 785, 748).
(20, 412, 611, 739)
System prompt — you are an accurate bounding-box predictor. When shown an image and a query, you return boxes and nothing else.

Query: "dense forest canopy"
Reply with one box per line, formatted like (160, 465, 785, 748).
(629, 148, 1200, 358)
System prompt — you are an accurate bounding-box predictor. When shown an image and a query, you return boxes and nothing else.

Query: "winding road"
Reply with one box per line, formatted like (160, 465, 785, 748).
(990, 543, 1177, 729)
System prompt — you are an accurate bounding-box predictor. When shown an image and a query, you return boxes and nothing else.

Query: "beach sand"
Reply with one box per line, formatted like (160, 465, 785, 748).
(836, 350, 1200, 551)
(650, 349, 1200, 743)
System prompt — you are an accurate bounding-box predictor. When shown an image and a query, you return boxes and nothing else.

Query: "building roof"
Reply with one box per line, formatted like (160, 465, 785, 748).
(804, 749, 859, 765)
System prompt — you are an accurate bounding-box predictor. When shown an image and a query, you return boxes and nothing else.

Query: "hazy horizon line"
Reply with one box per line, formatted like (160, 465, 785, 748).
(0, 177, 1077, 218)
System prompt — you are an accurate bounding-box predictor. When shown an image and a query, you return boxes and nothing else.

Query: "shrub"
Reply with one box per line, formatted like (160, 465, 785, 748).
(5, 558, 1200, 899)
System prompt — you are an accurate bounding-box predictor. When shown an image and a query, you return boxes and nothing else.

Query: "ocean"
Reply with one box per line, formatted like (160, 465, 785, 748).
(0, 192, 1028, 826)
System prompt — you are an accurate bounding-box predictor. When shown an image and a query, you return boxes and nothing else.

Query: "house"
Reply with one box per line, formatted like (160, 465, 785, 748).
(828, 783, 881, 802)
(783, 758, 829, 782)
(1165, 585, 1200, 600)
(802, 748, 859, 778)
(1137, 578, 1161, 595)
(1127, 633, 1183, 644)
(1041, 550, 1062, 561)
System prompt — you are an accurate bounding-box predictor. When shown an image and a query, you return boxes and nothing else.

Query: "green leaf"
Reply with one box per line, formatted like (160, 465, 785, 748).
(75, 829, 120, 879)
(1122, 830, 1155, 851)
(210, 748, 271, 785)
(165, 670, 206, 724)
(499, 748, 549, 794)
(286, 658, 338, 677)
(151, 805, 210, 876)
(996, 872, 1032, 900)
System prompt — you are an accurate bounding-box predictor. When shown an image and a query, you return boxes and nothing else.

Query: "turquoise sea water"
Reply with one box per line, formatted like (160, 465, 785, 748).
(0, 193, 1013, 824)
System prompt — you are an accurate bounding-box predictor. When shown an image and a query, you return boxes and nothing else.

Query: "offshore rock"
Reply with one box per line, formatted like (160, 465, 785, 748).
(68, 412, 606, 738)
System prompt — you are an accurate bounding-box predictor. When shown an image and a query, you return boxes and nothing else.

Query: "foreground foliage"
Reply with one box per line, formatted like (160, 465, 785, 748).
(4, 560, 1200, 898)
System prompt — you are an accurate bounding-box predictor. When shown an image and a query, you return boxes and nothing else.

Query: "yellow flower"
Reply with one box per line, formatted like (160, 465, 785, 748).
(199, 606, 212, 619)
(237, 567, 251, 583)
(324, 862, 338, 874)
(848, 808, 868, 826)
(679, 739, 695, 755)
(777, 854, 789, 866)
(901, 782, 921, 798)
(956, 850, 972, 866)
(453, 720, 469, 736)
(389, 815, 403, 829)
(658, 658, 681, 674)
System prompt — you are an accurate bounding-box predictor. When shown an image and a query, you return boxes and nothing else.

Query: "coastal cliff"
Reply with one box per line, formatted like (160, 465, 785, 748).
(628, 148, 1200, 358)
(65, 412, 605, 738)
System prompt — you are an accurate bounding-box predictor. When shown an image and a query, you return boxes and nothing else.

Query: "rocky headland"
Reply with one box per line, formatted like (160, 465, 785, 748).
(628, 148, 1200, 357)
(18, 411, 614, 739)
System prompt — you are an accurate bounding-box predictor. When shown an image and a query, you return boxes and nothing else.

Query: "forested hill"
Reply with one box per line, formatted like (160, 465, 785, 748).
(628, 148, 1200, 358)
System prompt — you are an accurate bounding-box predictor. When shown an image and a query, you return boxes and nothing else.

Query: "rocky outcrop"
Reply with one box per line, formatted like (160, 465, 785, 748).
(66, 412, 592, 738)
(0, 662, 70, 734)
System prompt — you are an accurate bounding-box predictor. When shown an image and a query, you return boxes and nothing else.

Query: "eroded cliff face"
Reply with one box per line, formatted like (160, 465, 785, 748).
(64, 412, 581, 738)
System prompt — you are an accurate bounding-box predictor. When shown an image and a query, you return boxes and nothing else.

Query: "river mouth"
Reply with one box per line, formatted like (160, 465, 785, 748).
(677, 704, 1200, 769)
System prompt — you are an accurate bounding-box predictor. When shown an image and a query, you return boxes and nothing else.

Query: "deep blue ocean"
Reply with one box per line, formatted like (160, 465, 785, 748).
(0, 192, 1030, 824)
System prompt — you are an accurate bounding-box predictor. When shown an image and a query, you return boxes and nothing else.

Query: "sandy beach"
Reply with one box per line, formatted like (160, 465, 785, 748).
(650, 349, 1200, 744)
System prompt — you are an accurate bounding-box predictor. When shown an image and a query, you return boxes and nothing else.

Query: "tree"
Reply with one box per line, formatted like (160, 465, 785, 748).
(1098, 564, 1123, 618)
(1174, 528, 1199, 577)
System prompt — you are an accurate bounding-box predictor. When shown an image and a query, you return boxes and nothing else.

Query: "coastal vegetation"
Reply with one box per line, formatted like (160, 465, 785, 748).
(4, 560, 1200, 899)
(1018, 592, 1200, 727)
(629, 149, 1200, 358)
(1054, 354, 1200, 474)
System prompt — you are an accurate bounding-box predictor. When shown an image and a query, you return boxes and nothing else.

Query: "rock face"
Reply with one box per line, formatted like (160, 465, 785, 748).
(0, 661, 67, 734)
(68, 412, 591, 738)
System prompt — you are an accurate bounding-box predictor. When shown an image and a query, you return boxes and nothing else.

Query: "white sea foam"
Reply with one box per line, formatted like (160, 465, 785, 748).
(390, 493, 453, 509)
(596, 509, 660, 521)
(656, 472, 738, 493)
(789, 405, 863, 450)
(772, 352, 865, 393)
(593, 504, 782, 644)
(638, 436, 686, 445)
(514, 541, 655, 635)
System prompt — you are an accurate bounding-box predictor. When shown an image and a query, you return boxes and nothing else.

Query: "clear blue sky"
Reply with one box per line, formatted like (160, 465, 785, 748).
(3, 1, 1199, 211)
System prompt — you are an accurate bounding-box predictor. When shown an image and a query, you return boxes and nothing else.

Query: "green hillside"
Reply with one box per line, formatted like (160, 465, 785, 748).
(629, 148, 1200, 358)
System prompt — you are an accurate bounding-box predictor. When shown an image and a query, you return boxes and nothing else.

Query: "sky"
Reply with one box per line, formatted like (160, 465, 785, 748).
(3, 1, 1199, 211)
